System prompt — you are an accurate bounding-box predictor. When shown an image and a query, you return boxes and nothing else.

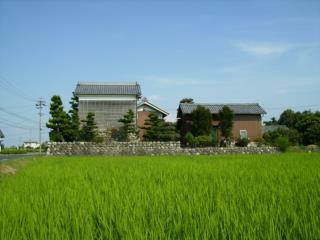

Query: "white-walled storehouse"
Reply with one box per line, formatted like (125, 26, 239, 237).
(75, 82, 141, 131)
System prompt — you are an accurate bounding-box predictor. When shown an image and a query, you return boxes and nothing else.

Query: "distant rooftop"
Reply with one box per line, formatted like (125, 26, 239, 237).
(75, 82, 141, 96)
(138, 98, 169, 116)
(179, 103, 267, 115)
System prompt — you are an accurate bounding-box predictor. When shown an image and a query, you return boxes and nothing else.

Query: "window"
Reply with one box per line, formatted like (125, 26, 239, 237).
(240, 130, 248, 139)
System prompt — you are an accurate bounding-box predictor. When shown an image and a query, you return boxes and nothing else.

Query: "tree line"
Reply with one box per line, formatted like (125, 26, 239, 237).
(263, 109, 320, 146)
(46, 94, 98, 142)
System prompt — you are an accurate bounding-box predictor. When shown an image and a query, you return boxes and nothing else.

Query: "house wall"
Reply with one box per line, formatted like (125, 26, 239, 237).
(78, 95, 136, 101)
(78, 95, 137, 131)
(137, 111, 151, 139)
(180, 114, 263, 140)
(232, 115, 262, 140)
(137, 111, 164, 140)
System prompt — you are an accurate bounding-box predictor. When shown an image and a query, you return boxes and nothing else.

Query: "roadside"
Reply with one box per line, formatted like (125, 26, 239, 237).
(0, 153, 45, 162)
(0, 153, 44, 177)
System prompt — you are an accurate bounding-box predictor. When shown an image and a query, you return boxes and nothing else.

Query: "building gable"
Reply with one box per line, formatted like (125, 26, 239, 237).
(137, 100, 169, 117)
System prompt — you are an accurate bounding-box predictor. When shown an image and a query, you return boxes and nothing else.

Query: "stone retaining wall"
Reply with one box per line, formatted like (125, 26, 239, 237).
(47, 142, 278, 156)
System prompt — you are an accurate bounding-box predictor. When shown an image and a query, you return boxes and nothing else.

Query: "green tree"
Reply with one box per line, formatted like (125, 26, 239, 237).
(191, 106, 212, 137)
(295, 112, 320, 145)
(142, 113, 178, 141)
(179, 98, 194, 103)
(80, 112, 98, 142)
(278, 109, 296, 129)
(219, 106, 234, 141)
(118, 109, 136, 141)
(264, 117, 278, 126)
(185, 132, 195, 147)
(46, 95, 70, 142)
(68, 92, 80, 141)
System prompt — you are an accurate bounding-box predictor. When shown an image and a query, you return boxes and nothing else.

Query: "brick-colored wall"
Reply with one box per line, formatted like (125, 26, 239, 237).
(137, 111, 151, 139)
(181, 114, 263, 140)
(232, 115, 262, 140)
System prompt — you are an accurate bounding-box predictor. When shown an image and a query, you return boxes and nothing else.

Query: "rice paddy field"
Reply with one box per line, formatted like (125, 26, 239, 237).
(0, 153, 320, 239)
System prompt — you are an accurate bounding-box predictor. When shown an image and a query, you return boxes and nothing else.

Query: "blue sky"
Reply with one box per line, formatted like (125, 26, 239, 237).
(0, 0, 320, 146)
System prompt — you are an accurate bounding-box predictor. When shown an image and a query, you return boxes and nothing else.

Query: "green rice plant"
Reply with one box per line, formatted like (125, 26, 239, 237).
(0, 153, 320, 239)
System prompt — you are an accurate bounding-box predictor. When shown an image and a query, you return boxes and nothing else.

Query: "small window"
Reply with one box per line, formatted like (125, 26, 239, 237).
(240, 130, 248, 139)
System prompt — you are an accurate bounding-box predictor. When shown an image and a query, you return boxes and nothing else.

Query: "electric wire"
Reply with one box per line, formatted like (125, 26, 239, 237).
(0, 107, 38, 124)
(0, 74, 37, 102)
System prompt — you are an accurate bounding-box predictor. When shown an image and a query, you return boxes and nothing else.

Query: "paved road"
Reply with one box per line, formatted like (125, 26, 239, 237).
(0, 153, 45, 162)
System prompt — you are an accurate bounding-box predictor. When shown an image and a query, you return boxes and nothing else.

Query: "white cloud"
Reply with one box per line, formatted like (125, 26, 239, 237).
(233, 41, 293, 56)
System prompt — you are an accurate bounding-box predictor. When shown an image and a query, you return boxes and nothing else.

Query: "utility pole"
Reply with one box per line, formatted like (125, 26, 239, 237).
(36, 98, 46, 153)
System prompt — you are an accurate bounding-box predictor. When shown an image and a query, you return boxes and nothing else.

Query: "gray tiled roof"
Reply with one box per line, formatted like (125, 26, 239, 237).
(137, 100, 169, 116)
(179, 103, 267, 115)
(0, 129, 4, 138)
(75, 82, 141, 96)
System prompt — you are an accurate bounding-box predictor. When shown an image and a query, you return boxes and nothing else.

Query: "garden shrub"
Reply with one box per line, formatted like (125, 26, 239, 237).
(263, 128, 300, 146)
(253, 138, 266, 147)
(111, 127, 127, 141)
(235, 138, 249, 147)
(276, 136, 290, 152)
(194, 135, 212, 147)
(185, 132, 195, 147)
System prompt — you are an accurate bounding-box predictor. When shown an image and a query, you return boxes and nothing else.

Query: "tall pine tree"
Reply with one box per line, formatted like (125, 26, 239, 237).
(46, 95, 70, 142)
(142, 112, 178, 141)
(68, 92, 80, 141)
(118, 109, 136, 140)
(191, 106, 212, 137)
(219, 106, 234, 141)
(80, 112, 98, 142)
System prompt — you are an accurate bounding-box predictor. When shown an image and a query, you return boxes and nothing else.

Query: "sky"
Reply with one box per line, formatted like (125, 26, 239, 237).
(0, 0, 320, 147)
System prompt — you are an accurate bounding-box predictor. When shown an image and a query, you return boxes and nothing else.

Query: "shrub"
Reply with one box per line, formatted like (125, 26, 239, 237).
(263, 128, 300, 146)
(185, 132, 195, 147)
(94, 135, 105, 143)
(211, 133, 219, 147)
(276, 136, 290, 152)
(219, 139, 227, 147)
(0, 148, 28, 154)
(253, 138, 266, 147)
(194, 135, 212, 147)
(111, 127, 127, 141)
(235, 138, 249, 147)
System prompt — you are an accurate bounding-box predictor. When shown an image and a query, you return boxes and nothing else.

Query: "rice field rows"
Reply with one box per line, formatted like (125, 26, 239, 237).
(0, 153, 320, 239)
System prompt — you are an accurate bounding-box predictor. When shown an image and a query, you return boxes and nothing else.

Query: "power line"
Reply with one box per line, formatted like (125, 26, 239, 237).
(0, 115, 36, 129)
(0, 74, 37, 102)
(1, 105, 35, 110)
(0, 119, 35, 130)
(0, 107, 38, 124)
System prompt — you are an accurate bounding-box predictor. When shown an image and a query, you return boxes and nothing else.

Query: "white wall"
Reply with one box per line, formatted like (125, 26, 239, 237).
(78, 95, 137, 101)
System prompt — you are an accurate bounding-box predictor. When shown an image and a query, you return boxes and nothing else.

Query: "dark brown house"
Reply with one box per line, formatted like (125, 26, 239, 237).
(177, 103, 267, 140)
